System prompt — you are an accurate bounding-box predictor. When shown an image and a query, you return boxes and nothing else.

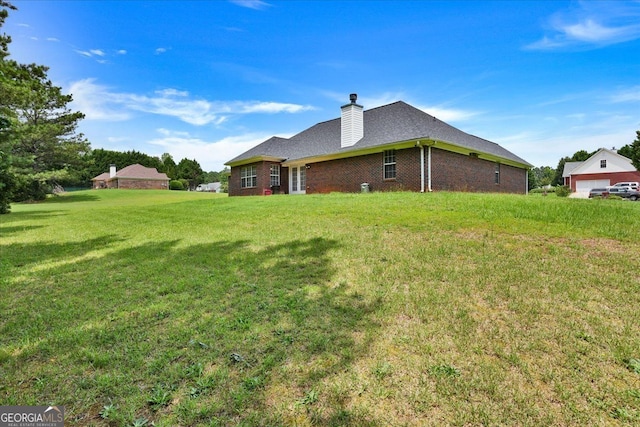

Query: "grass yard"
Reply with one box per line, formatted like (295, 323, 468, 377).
(1, 189, 640, 426)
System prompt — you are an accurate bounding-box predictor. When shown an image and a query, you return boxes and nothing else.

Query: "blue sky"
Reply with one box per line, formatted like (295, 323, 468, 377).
(7, 0, 640, 172)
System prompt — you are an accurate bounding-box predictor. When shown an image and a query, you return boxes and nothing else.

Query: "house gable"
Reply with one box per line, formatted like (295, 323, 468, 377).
(571, 148, 636, 175)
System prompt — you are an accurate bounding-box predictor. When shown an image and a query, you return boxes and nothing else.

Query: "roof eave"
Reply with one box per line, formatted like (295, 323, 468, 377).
(282, 138, 531, 169)
(114, 176, 169, 181)
(226, 155, 286, 167)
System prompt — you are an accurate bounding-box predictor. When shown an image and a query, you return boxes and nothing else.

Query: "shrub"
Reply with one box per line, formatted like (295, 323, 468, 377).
(169, 180, 184, 191)
(530, 187, 554, 194)
(555, 186, 571, 197)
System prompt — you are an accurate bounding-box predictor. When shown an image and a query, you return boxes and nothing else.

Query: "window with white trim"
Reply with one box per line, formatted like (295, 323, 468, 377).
(600, 159, 607, 168)
(384, 150, 396, 180)
(495, 163, 500, 184)
(241, 165, 257, 188)
(270, 164, 280, 187)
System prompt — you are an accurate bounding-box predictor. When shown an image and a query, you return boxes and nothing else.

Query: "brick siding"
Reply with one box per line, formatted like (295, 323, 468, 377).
(431, 149, 525, 193)
(110, 179, 169, 190)
(565, 171, 640, 191)
(229, 147, 527, 196)
(229, 161, 288, 196)
(306, 149, 420, 193)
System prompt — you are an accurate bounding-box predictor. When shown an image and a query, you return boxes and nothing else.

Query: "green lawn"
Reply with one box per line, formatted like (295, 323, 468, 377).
(1, 190, 640, 426)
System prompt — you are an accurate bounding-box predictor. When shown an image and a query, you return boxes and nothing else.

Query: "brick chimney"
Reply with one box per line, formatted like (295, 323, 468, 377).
(341, 93, 363, 148)
(109, 164, 116, 178)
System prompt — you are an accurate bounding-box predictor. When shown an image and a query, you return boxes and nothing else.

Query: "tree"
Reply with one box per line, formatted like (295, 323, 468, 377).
(0, 123, 14, 213)
(160, 153, 177, 179)
(553, 149, 596, 186)
(618, 131, 640, 170)
(8, 63, 90, 200)
(0, 1, 17, 212)
(175, 158, 203, 190)
(527, 168, 537, 191)
(0, 1, 89, 205)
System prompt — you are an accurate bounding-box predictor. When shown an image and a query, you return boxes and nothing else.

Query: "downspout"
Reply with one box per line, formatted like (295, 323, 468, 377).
(428, 144, 433, 192)
(417, 141, 425, 192)
(526, 169, 529, 194)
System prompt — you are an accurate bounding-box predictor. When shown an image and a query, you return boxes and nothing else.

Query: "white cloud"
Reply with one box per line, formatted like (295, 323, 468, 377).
(67, 78, 316, 126)
(68, 79, 132, 121)
(107, 136, 129, 143)
(46, 37, 59, 42)
(75, 48, 109, 62)
(155, 47, 168, 55)
(229, 0, 271, 11)
(116, 49, 127, 55)
(148, 129, 272, 171)
(417, 105, 480, 122)
(156, 88, 189, 97)
(526, 1, 640, 50)
(611, 86, 640, 103)
(238, 101, 314, 114)
(321, 90, 478, 122)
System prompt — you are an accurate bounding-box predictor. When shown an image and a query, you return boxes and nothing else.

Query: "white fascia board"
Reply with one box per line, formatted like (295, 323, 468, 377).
(571, 148, 635, 175)
(282, 138, 530, 169)
(225, 155, 285, 168)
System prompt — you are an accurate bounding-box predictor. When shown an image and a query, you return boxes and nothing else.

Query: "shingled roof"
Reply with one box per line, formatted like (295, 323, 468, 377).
(91, 164, 169, 181)
(227, 101, 531, 167)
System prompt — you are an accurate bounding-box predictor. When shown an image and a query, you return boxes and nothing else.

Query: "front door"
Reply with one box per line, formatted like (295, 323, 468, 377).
(290, 165, 306, 194)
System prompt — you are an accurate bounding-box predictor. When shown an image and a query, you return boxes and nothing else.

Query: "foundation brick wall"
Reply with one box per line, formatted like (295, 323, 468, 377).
(229, 161, 288, 196)
(229, 148, 527, 196)
(431, 149, 525, 193)
(306, 149, 421, 193)
(110, 179, 168, 190)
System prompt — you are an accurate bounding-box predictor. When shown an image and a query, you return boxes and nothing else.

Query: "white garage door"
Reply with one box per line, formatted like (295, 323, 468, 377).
(576, 179, 610, 193)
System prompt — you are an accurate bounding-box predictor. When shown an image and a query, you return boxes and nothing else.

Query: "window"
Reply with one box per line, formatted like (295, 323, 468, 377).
(270, 164, 280, 187)
(600, 159, 607, 168)
(384, 150, 396, 179)
(495, 163, 500, 184)
(241, 165, 257, 188)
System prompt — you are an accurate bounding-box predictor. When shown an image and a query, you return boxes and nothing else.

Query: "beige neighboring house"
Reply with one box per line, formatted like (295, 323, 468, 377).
(92, 164, 170, 190)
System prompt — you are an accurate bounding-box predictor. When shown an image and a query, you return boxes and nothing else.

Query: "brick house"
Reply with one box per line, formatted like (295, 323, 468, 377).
(226, 95, 531, 196)
(562, 148, 640, 194)
(92, 164, 169, 190)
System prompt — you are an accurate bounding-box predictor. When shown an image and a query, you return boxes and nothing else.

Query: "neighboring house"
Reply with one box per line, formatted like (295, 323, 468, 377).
(562, 148, 640, 194)
(92, 164, 170, 190)
(225, 94, 531, 196)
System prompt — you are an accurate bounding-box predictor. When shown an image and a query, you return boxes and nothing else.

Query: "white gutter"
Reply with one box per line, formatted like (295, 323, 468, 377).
(428, 144, 433, 192)
(417, 141, 425, 192)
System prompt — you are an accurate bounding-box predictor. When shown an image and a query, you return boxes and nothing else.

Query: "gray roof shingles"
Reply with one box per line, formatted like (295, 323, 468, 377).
(227, 101, 530, 166)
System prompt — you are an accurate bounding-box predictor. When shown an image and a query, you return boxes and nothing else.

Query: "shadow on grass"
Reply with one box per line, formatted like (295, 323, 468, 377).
(0, 236, 382, 426)
(0, 225, 45, 236)
(0, 235, 125, 269)
(43, 193, 101, 204)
